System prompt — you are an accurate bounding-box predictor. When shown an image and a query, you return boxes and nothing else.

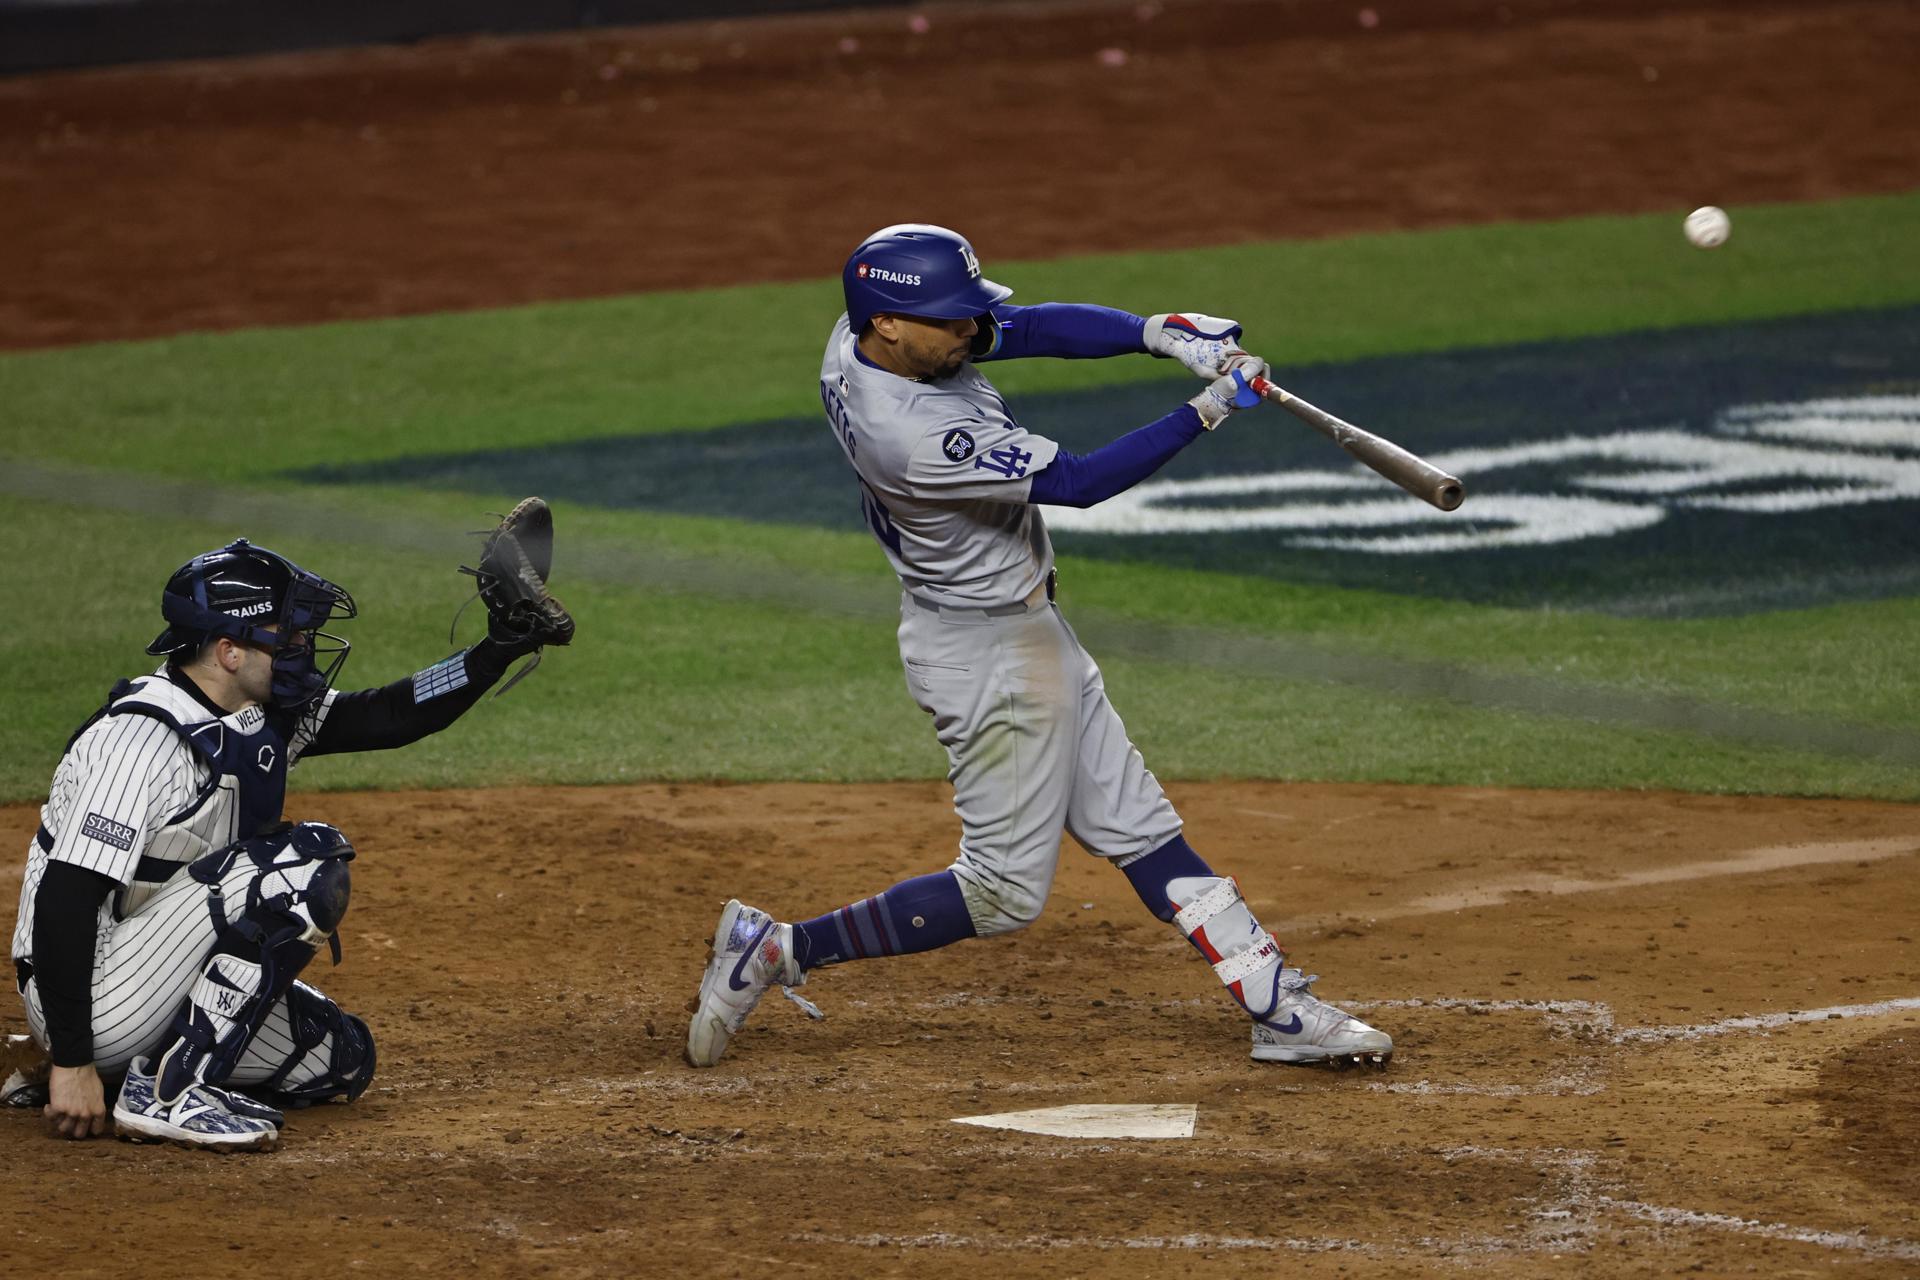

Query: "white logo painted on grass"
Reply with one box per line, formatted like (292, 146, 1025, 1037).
(952, 1103, 1197, 1139)
(1045, 393, 1920, 553)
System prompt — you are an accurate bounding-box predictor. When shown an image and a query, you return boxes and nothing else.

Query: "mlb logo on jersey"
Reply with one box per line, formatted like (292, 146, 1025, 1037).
(942, 429, 977, 462)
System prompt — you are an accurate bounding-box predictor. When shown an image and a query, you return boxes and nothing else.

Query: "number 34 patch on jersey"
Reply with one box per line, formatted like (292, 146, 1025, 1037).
(941, 428, 1032, 479)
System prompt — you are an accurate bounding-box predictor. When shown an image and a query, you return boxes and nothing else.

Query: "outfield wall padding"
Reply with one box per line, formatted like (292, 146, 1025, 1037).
(0, 0, 921, 74)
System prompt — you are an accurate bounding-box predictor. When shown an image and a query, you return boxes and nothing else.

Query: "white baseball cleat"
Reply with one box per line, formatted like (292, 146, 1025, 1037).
(112, 1056, 282, 1151)
(1249, 971, 1393, 1069)
(686, 899, 804, 1068)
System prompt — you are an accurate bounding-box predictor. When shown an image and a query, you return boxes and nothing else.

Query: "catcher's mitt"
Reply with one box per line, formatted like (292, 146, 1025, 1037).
(455, 497, 575, 694)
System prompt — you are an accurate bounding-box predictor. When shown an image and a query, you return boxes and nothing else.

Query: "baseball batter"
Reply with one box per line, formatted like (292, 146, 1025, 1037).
(12, 527, 571, 1150)
(688, 224, 1391, 1070)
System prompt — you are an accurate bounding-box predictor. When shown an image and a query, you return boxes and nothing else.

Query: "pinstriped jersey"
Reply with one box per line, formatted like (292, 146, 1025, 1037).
(820, 314, 1062, 610)
(9, 667, 335, 964)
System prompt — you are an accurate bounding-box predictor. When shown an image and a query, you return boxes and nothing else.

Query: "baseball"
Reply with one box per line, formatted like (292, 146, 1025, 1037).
(1684, 205, 1730, 249)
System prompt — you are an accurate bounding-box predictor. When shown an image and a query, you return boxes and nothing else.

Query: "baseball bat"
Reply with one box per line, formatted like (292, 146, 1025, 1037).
(1248, 375, 1465, 512)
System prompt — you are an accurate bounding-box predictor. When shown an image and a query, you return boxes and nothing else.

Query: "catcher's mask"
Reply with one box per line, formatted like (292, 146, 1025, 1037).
(147, 538, 356, 712)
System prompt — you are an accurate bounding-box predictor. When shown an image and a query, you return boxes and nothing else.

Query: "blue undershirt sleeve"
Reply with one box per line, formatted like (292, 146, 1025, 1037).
(1027, 405, 1207, 508)
(980, 302, 1148, 361)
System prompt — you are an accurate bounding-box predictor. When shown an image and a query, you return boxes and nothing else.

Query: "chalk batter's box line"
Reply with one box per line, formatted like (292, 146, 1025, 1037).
(1351, 994, 1920, 1039)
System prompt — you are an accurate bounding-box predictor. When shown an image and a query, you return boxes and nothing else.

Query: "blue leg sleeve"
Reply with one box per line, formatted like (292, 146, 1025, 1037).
(793, 870, 978, 971)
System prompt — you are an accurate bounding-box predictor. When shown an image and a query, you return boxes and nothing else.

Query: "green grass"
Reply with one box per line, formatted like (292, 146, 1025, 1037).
(1054, 556, 1920, 731)
(2, 193, 1917, 481)
(2, 193, 1917, 803)
(0, 494, 938, 799)
(2, 486, 1914, 803)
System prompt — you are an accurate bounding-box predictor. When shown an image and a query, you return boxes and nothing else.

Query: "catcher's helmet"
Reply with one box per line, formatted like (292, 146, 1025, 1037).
(842, 224, 1013, 354)
(147, 539, 356, 711)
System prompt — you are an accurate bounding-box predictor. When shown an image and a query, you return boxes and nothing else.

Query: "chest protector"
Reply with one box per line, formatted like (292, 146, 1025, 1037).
(71, 674, 293, 854)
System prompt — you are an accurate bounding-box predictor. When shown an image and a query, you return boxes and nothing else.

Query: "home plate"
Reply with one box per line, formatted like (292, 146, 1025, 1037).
(951, 1103, 1197, 1139)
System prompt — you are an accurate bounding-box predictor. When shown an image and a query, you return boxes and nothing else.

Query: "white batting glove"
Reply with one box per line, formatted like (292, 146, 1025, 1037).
(1189, 353, 1270, 430)
(1145, 312, 1247, 379)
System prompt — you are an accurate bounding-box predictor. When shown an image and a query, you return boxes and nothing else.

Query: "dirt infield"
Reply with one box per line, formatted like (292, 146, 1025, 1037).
(3, 782, 1917, 1276)
(3, 0, 1918, 349)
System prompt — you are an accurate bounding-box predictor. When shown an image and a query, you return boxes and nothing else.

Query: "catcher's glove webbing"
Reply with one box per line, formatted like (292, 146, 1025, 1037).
(454, 497, 575, 696)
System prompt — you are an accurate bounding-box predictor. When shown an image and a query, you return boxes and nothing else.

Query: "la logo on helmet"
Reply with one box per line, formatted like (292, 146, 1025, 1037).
(959, 245, 980, 279)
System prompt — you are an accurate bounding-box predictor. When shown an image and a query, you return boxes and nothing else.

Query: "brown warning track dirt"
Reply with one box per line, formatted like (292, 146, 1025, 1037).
(2, 0, 1917, 349)
(4, 781, 1919, 1276)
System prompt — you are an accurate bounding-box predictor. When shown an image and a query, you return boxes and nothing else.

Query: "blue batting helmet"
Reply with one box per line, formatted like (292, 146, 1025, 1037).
(147, 539, 356, 711)
(842, 224, 1013, 341)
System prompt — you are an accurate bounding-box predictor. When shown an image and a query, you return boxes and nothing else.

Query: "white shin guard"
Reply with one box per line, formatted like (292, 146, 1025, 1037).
(1168, 876, 1287, 1022)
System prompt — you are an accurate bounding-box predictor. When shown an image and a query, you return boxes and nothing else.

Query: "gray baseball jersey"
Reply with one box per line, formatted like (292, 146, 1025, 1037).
(820, 313, 1061, 610)
(820, 316, 1180, 934)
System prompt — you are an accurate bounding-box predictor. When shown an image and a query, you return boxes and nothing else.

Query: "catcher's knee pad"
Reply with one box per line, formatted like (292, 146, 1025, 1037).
(195, 821, 355, 941)
(1167, 876, 1288, 1022)
(153, 824, 355, 1103)
(259, 982, 376, 1106)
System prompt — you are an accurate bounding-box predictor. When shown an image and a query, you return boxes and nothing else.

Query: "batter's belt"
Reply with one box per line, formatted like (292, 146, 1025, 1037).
(909, 569, 1056, 621)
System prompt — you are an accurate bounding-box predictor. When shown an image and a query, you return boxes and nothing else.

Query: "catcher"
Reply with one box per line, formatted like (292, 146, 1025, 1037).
(7, 500, 572, 1151)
